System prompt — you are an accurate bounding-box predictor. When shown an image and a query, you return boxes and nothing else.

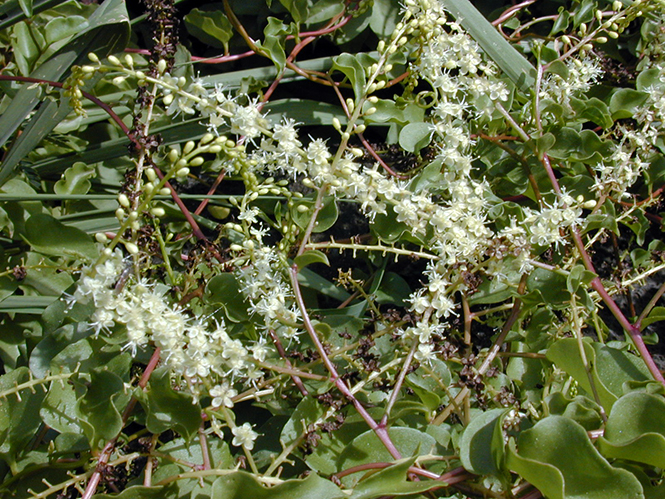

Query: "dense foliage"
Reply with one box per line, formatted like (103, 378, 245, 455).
(1, 0, 665, 497)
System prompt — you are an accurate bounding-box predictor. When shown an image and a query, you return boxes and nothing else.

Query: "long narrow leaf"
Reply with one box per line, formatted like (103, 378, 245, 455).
(441, 0, 536, 92)
(0, 0, 130, 186)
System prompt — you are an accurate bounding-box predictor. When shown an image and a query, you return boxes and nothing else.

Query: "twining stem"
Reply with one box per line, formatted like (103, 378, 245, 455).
(289, 264, 403, 460)
(81, 347, 162, 499)
(433, 275, 528, 425)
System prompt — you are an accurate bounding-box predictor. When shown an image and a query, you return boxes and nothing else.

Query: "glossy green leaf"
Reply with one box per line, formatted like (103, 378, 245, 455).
(307, 0, 344, 24)
(211, 471, 345, 499)
(0, 367, 47, 471)
(184, 8, 233, 51)
(459, 408, 509, 477)
(0, 0, 130, 185)
(338, 427, 436, 486)
(280, 396, 325, 448)
(545, 393, 603, 431)
(331, 53, 366, 100)
(547, 338, 651, 411)
(40, 378, 80, 434)
(641, 306, 665, 328)
(294, 250, 330, 270)
(54, 161, 95, 195)
(30, 322, 94, 377)
(350, 457, 441, 499)
(139, 367, 202, 441)
(205, 273, 251, 323)
(399, 122, 433, 153)
(609, 89, 649, 119)
(75, 368, 124, 451)
(598, 392, 665, 468)
(291, 196, 338, 233)
(508, 416, 643, 499)
(23, 213, 97, 260)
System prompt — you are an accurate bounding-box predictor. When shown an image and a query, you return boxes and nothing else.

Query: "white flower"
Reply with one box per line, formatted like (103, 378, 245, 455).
(210, 383, 237, 408)
(231, 422, 259, 450)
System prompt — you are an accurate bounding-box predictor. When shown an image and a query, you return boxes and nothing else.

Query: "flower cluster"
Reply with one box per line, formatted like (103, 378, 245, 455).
(70, 250, 265, 401)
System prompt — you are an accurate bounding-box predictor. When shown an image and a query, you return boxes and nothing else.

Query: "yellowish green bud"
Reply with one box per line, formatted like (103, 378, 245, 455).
(107, 55, 121, 66)
(151, 207, 166, 217)
(95, 233, 108, 243)
(124, 242, 139, 255)
(118, 193, 130, 208)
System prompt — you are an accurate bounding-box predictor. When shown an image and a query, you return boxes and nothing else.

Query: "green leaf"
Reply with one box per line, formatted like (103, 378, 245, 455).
(280, 397, 325, 448)
(609, 89, 649, 119)
(369, 0, 400, 38)
(0, 367, 47, 471)
(598, 392, 665, 468)
(279, 0, 309, 24)
(205, 273, 250, 323)
(184, 8, 233, 51)
(211, 471, 345, 499)
(18, 0, 33, 17)
(54, 161, 95, 195)
(440, 0, 536, 92)
(291, 196, 338, 233)
(76, 368, 124, 451)
(338, 427, 436, 487)
(641, 306, 665, 328)
(546, 338, 651, 412)
(23, 213, 97, 260)
(545, 393, 603, 431)
(398, 122, 433, 153)
(255, 17, 294, 72)
(139, 367, 202, 441)
(307, 0, 344, 24)
(294, 250, 330, 270)
(459, 408, 509, 477)
(331, 53, 366, 101)
(30, 322, 94, 378)
(350, 457, 440, 499)
(41, 378, 80, 434)
(0, 0, 130, 185)
(508, 416, 643, 499)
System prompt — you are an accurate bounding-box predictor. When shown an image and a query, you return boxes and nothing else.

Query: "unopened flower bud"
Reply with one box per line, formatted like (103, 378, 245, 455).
(118, 193, 130, 208)
(168, 148, 179, 163)
(377, 40, 385, 52)
(124, 241, 139, 255)
(163, 94, 174, 105)
(159, 187, 171, 196)
(346, 98, 355, 113)
(145, 168, 157, 182)
(201, 133, 214, 144)
(88, 52, 99, 63)
(189, 157, 204, 166)
(583, 200, 597, 209)
(81, 65, 96, 73)
(183, 141, 195, 155)
(107, 55, 121, 66)
(230, 244, 244, 252)
(332, 117, 341, 131)
(115, 208, 125, 220)
(157, 59, 167, 74)
(95, 233, 108, 243)
(364, 107, 377, 116)
(350, 147, 364, 157)
(151, 207, 166, 217)
(124, 54, 134, 68)
(176, 167, 190, 178)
